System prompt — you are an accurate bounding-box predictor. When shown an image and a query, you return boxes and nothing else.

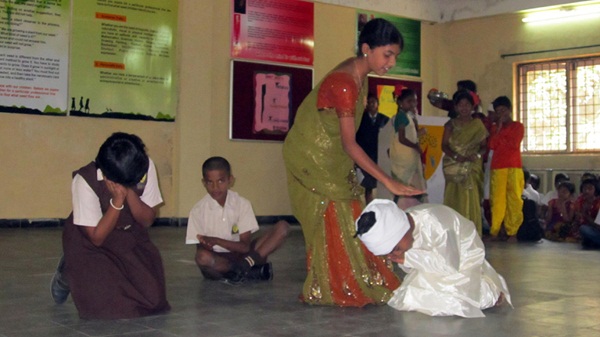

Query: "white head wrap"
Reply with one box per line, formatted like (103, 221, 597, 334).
(355, 199, 410, 256)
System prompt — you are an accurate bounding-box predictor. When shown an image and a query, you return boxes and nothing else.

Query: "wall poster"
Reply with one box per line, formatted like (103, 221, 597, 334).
(0, 0, 71, 116)
(230, 60, 313, 142)
(357, 11, 421, 77)
(69, 0, 178, 121)
(231, 0, 314, 66)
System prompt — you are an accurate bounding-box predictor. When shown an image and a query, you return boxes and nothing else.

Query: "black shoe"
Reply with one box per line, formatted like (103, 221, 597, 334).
(222, 269, 246, 285)
(246, 262, 273, 281)
(50, 256, 70, 304)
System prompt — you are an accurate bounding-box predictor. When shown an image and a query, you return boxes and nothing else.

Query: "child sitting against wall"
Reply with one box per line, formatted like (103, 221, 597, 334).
(544, 181, 575, 242)
(572, 178, 600, 242)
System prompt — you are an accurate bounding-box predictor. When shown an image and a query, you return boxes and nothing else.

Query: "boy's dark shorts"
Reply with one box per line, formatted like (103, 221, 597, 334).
(200, 239, 258, 280)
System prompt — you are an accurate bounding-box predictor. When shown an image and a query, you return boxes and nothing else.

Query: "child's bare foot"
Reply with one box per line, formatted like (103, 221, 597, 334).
(507, 235, 518, 243)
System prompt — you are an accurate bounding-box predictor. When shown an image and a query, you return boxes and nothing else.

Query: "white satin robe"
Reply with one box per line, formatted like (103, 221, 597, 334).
(387, 204, 512, 317)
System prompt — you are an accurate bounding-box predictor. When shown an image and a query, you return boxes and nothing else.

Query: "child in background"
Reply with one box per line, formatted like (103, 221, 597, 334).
(488, 96, 524, 242)
(51, 132, 170, 319)
(356, 94, 390, 204)
(580, 207, 600, 249)
(572, 178, 600, 242)
(544, 181, 575, 242)
(186, 156, 289, 283)
(541, 173, 570, 219)
(389, 88, 427, 209)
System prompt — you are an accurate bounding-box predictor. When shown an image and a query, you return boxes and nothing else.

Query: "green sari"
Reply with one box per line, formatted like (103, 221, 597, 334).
(443, 118, 488, 235)
(282, 71, 399, 307)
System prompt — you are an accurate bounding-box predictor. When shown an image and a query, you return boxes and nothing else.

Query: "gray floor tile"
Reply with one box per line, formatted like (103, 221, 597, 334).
(1, 226, 600, 337)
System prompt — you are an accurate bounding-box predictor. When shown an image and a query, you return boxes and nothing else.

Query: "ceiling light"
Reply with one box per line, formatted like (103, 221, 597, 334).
(522, 4, 600, 23)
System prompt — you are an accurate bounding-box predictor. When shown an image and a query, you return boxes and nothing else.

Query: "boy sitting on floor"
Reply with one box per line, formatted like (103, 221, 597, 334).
(355, 199, 512, 317)
(186, 156, 289, 283)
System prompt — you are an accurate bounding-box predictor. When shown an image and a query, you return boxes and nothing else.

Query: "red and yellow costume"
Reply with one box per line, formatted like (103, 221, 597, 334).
(488, 121, 524, 237)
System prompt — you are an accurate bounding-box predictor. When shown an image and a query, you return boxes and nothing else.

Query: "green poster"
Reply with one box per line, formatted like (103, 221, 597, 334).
(0, 0, 70, 116)
(357, 11, 421, 77)
(70, 0, 178, 121)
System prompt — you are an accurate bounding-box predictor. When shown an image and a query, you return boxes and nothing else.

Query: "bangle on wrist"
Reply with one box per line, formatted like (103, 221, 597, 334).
(110, 198, 124, 210)
(453, 153, 459, 160)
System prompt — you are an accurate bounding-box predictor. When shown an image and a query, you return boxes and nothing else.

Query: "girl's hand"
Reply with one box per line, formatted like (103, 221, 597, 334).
(105, 179, 127, 207)
(386, 179, 425, 197)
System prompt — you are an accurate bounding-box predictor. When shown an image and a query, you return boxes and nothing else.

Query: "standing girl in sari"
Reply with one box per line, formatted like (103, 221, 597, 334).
(390, 89, 428, 209)
(442, 90, 488, 236)
(283, 19, 421, 307)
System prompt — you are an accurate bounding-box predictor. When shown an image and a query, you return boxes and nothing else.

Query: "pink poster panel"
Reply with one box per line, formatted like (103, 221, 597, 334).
(230, 60, 313, 142)
(231, 0, 314, 66)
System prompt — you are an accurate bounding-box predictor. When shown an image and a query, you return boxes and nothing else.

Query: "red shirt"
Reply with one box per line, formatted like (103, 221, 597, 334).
(489, 121, 523, 169)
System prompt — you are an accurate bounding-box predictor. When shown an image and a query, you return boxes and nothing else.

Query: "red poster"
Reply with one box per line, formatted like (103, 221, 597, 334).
(231, 0, 314, 66)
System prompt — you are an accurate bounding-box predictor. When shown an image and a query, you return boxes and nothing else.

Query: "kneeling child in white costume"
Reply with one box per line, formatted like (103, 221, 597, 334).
(355, 199, 512, 317)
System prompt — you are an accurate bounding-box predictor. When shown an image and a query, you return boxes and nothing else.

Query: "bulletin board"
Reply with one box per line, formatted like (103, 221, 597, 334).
(230, 60, 313, 141)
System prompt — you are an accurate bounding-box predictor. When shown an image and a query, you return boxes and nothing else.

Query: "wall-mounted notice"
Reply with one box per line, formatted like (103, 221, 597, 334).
(357, 11, 421, 77)
(230, 60, 313, 142)
(0, 0, 70, 116)
(70, 0, 177, 121)
(231, 0, 314, 66)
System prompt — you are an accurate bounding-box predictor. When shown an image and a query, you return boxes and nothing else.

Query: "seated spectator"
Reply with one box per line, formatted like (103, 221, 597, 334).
(572, 178, 600, 242)
(580, 210, 600, 249)
(186, 156, 289, 284)
(517, 168, 544, 243)
(544, 181, 575, 242)
(522, 168, 541, 206)
(529, 174, 541, 191)
(541, 173, 570, 219)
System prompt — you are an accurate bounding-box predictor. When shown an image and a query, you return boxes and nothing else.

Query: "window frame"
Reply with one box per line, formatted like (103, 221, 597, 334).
(517, 55, 600, 154)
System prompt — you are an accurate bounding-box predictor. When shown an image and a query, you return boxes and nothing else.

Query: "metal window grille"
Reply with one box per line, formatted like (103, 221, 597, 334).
(517, 57, 600, 153)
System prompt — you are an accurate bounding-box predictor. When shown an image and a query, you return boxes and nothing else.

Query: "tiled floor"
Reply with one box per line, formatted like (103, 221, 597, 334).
(1, 225, 600, 337)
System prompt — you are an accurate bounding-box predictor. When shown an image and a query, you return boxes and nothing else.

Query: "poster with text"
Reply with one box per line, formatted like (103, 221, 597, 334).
(70, 0, 177, 121)
(0, 0, 70, 116)
(357, 11, 421, 77)
(253, 72, 291, 134)
(231, 0, 314, 66)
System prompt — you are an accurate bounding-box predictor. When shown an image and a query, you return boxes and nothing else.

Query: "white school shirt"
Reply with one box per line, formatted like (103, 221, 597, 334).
(541, 190, 557, 206)
(185, 190, 259, 253)
(522, 184, 541, 205)
(72, 158, 163, 227)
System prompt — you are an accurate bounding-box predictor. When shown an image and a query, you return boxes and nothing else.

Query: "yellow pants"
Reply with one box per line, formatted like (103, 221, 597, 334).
(490, 168, 524, 236)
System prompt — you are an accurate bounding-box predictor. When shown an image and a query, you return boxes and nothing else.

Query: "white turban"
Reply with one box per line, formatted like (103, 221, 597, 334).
(355, 199, 410, 256)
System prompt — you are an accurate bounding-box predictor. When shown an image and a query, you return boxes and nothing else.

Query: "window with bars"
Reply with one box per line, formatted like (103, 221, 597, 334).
(517, 57, 600, 153)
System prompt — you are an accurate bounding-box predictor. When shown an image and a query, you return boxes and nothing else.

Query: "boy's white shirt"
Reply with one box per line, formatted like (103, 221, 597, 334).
(185, 190, 259, 253)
